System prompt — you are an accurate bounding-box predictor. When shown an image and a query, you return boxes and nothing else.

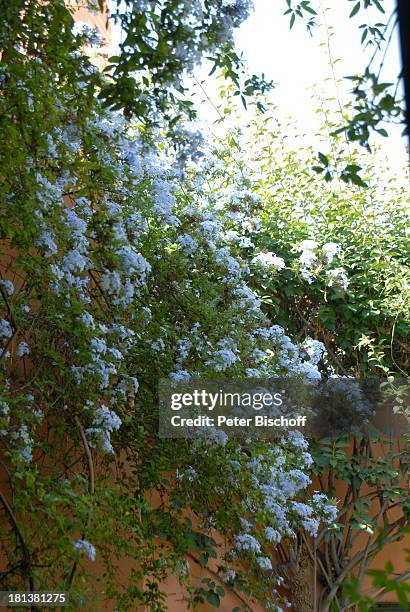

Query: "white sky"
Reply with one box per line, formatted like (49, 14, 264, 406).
(110, 0, 408, 172)
(235, 0, 402, 105)
(230, 0, 407, 168)
(191, 0, 407, 172)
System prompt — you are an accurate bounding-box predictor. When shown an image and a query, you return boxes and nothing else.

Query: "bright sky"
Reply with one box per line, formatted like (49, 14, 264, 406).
(189, 0, 407, 172)
(235, 0, 402, 102)
(110, 0, 408, 172)
(229, 0, 407, 169)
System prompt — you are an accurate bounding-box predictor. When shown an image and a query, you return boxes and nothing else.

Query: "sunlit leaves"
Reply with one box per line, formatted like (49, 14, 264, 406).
(98, 0, 273, 124)
(347, 0, 386, 15)
(284, 0, 317, 33)
(283, 0, 403, 159)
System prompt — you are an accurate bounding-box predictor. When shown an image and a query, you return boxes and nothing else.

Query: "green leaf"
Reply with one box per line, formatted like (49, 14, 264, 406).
(318, 152, 329, 166)
(350, 174, 368, 188)
(197, 554, 208, 566)
(349, 2, 361, 18)
(380, 94, 395, 111)
(372, 0, 385, 13)
(376, 128, 388, 137)
(290, 13, 296, 29)
(301, 2, 317, 15)
(304, 6, 317, 15)
(206, 592, 220, 607)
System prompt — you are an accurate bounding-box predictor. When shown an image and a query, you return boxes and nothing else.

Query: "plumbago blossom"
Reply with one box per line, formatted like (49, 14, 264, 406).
(251, 251, 286, 271)
(322, 242, 340, 263)
(327, 267, 349, 292)
(0, 74, 336, 608)
(0, 319, 13, 339)
(0, 280, 14, 296)
(177, 430, 337, 607)
(293, 239, 350, 289)
(16, 342, 30, 358)
(74, 539, 96, 562)
(11, 424, 33, 464)
(298, 239, 318, 284)
(85, 404, 122, 453)
(302, 337, 326, 366)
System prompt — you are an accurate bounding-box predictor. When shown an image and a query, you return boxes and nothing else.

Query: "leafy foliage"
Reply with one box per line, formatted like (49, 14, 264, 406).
(101, 0, 273, 123)
(194, 88, 409, 608)
(0, 2, 334, 610)
(204, 91, 409, 376)
(0, 2, 408, 611)
(282, 0, 406, 186)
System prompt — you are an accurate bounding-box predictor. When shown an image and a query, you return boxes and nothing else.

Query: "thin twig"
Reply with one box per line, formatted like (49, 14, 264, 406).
(68, 416, 95, 587)
(0, 491, 34, 591)
(74, 415, 94, 495)
(185, 551, 251, 610)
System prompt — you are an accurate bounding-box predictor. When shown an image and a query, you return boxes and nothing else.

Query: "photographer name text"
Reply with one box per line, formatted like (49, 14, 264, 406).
(170, 414, 307, 428)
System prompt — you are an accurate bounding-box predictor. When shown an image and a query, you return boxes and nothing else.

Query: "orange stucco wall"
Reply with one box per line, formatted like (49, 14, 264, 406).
(67, 0, 112, 58)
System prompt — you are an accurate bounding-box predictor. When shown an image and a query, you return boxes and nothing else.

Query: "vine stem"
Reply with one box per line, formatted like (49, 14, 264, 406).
(185, 551, 251, 610)
(68, 416, 95, 587)
(313, 536, 317, 612)
(0, 491, 34, 592)
(74, 416, 95, 495)
(322, 520, 406, 611)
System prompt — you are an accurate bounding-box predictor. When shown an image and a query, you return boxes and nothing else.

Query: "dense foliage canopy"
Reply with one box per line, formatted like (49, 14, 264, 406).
(0, 1, 409, 610)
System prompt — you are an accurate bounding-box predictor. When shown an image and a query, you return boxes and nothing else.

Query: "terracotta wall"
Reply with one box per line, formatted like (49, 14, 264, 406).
(67, 1, 112, 58)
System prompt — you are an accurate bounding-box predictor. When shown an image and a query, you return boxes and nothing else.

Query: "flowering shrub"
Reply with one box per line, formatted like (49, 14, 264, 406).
(0, 5, 338, 610)
(198, 92, 409, 376)
(1, 3, 408, 610)
(192, 89, 410, 608)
